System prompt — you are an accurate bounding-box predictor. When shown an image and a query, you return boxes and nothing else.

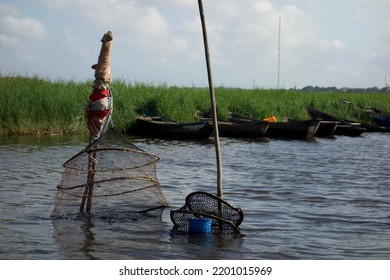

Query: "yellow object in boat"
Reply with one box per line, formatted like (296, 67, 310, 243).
(263, 116, 277, 122)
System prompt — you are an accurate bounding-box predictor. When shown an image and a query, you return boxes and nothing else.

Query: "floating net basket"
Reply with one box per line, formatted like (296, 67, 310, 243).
(51, 129, 169, 221)
(170, 191, 244, 235)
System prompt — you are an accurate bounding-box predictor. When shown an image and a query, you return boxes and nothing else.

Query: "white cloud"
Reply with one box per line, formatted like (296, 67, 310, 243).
(0, 33, 18, 46)
(41, 0, 186, 54)
(253, 0, 274, 12)
(1, 0, 389, 88)
(319, 39, 348, 51)
(0, 4, 46, 41)
(149, 0, 196, 8)
(332, 40, 347, 50)
(3, 15, 46, 38)
(0, 3, 47, 69)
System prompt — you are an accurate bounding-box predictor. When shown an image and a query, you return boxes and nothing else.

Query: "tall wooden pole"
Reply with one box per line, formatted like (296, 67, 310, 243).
(80, 136, 97, 214)
(198, 0, 223, 199)
(277, 16, 281, 89)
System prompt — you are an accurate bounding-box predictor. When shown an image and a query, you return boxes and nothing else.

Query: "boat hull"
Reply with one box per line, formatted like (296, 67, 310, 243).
(133, 117, 213, 140)
(210, 121, 269, 138)
(372, 111, 390, 127)
(265, 120, 320, 139)
(308, 108, 368, 136)
(315, 121, 338, 137)
(333, 124, 366, 136)
(229, 113, 320, 139)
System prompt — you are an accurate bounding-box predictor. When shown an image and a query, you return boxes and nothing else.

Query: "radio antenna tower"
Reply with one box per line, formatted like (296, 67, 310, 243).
(277, 16, 281, 89)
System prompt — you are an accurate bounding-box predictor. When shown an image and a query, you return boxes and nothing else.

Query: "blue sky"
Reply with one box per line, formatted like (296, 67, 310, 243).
(1, 0, 389, 89)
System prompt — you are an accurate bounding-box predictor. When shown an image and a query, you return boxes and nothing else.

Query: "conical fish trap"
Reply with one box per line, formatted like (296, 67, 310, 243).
(51, 130, 169, 220)
(170, 191, 243, 235)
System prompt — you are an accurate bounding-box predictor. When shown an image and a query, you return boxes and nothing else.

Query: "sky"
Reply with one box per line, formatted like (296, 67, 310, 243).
(1, 0, 389, 89)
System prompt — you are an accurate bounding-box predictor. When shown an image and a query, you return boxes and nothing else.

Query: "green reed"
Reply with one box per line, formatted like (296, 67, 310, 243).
(1, 75, 389, 135)
(0, 76, 89, 135)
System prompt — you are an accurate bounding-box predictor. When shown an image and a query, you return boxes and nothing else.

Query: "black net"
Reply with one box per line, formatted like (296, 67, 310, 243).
(51, 129, 169, 221)
(170, 191, 244, 235)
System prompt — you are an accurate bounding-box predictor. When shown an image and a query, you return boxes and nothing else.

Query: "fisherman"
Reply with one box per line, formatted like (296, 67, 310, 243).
(85, 31, 113, 136)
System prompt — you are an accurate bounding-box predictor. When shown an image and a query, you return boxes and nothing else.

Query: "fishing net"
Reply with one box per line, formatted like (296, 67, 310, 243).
(170, 191, 244, 235)
(51, 129, 169, 221)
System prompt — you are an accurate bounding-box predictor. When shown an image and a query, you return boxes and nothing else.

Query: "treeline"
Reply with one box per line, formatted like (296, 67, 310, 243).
(300, 86, 390, 93)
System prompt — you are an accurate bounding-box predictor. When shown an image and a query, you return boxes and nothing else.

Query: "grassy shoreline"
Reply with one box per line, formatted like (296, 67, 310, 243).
(1, 76, 390, 136)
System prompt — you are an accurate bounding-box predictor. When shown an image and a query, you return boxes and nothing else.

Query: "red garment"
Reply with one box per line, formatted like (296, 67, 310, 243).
(86, 108, 110, 118)
(89, 87, 110, 102)
(85, 87, 111, 118)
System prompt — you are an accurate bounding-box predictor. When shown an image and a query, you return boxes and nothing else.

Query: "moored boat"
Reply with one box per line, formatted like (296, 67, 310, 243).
(195, 111, 269, 138)
(307, 108, 368, 136)
(266, 119, 320, 139)
(209, 120, 269, 138)
(229, 113, 320, 139)
(339, 98, 390, 129)
(371, 109, 390, 128)
(315, 121, 338, 137)
(333, 124, 366, 137)
(132, 116, 213, 140)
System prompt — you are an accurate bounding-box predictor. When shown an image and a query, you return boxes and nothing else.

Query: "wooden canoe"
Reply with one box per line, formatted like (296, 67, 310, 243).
(195, 111, 269, 138)
(339, 98, 390, 129)
(315, 121, 338, 137)
(209, 120, 269, 138)
(133, 116, 213, 140)
(265, 120, 320, 139)
(371, 109, 390, 128)
(307, 108, 369, 136)
(229, 113, 320, 139)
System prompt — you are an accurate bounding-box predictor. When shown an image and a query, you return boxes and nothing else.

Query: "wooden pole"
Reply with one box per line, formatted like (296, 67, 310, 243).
(277, 16, 281, 89)
(86, 147, 97, 213)
(198, 0, 223, 199)
(80, 136, 97, 213)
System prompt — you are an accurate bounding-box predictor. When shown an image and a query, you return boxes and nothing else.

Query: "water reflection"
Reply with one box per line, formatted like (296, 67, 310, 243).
(1, 133, 390, 259)
(80, 219, 96, 260)
(169, 232, 244, 259)
(52, 215, 168, 260)
(51, 212, 245, 260)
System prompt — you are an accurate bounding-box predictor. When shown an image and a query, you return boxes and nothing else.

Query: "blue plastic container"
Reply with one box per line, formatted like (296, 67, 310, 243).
(189, 218, 212, 233)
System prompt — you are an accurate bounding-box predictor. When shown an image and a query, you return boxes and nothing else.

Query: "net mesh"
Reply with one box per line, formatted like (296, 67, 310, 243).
(170, 191, 244, 235)
(51, 129, 169, 221)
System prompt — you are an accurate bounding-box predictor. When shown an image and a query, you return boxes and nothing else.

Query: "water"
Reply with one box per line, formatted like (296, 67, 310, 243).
(0, 133, 390, 260)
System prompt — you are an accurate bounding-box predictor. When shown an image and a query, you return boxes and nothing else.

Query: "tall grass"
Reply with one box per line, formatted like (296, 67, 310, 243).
(0, 76, 88, 135)
(1, 75, 389, 135)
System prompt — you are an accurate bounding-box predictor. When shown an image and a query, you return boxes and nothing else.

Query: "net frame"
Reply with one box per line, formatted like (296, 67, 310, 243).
(170, 191, 243, 235)
(51, 129, 170, 221)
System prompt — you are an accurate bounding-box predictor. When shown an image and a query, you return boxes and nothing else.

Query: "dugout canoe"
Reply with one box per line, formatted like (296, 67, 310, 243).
(195, 111, 269, 138)
(371, 109, 390, 128)
(211, 120, 269, 138)
(132, 116, 213, 140)
(314, 121, 338, 137)
(229, 113, 320, 139)
(307, 108, 371, 135)
(339, 98, 390, 129)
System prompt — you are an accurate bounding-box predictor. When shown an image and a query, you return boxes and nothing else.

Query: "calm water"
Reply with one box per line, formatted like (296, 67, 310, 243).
(0, 133, 389, 260)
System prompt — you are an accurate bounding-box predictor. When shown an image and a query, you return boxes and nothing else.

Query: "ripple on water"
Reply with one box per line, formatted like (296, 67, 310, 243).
(1, 133, 390, 259)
